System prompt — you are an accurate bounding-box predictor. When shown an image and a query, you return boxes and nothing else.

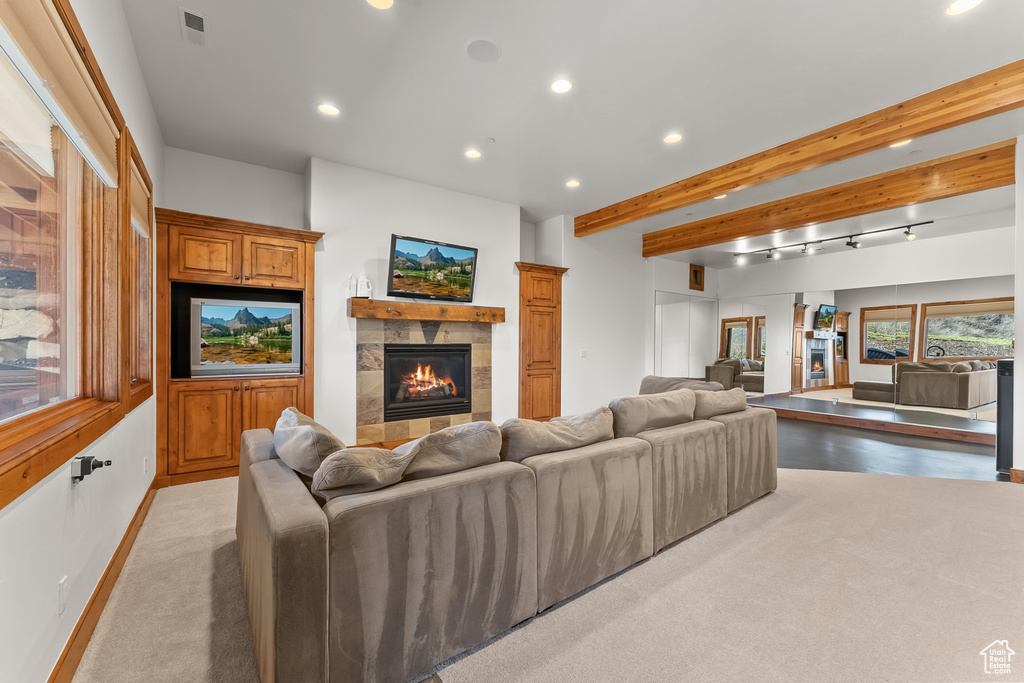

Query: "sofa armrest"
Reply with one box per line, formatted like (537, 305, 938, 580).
(706, 364, 735, 389)
(237, 458, 328, 683)
(960, 369, 997, 410)
(899, 371, 960, 408)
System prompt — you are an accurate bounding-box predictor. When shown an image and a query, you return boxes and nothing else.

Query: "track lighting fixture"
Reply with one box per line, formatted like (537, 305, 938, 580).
(904, 228, 917, 241)
(730, 221, 929, 265)
(845, 238, 861, 249)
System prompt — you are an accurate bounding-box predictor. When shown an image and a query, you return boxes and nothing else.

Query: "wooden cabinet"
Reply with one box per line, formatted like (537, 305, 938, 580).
(792, 303, 808, 393)
(156, 209, 323, 487)
(516, 262, 568, 421)
(834, 311, 851, 388)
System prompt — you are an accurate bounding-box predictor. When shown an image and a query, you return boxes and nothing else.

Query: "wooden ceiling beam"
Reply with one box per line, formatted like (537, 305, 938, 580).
(576, 58, 1024, 237)
(641, 140, 1015, 258)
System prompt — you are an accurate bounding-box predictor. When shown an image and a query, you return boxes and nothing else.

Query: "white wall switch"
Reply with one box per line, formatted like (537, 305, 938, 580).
(579, 349, 587, 358)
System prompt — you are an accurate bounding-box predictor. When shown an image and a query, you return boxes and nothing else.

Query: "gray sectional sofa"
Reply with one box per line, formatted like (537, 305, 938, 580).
(851, 360, 997, 410)
(236, 387, 777, 683)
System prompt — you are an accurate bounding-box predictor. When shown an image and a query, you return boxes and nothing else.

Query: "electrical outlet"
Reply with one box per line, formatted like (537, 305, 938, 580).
(58, 576, 68, 615)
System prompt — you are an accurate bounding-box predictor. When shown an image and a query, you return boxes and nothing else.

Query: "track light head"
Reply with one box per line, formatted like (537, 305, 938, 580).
(734, 254, 747, 265)
(904, 228, 917, 241)
(770, 249, 781, 260)
(846, 238, 861, 249)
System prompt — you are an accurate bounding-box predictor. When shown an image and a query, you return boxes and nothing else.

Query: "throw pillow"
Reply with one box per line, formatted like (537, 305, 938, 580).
(311, 447, 416, 501)
(399, 421, 501, 480)
(499, 406, 614, 463)
(970, 359, 985, 371)
(272, 407, 346, 477)
(693, 387, 747, 420)
(639, 375, 724, 394)
(608, 388, 696, 438)
(952, 361, 972, 373)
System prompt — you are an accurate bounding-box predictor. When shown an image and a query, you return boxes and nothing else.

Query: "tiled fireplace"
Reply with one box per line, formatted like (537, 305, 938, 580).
(355, 319, 492, 445)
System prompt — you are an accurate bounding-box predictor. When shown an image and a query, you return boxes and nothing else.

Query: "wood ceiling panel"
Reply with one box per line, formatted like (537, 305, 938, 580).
(577, 59, 1024, 237)
(641, 140, 1016, 257)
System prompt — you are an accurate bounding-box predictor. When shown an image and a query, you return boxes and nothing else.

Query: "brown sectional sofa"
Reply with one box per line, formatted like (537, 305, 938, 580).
(236, 387, 777, 683)
(851, 360, 997, 410)
(704, 358, 765, 392)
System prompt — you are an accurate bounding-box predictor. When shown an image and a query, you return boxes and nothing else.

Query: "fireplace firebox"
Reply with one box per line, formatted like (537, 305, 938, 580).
(809, 350, 826, 379)
(383, 344, 472, 422)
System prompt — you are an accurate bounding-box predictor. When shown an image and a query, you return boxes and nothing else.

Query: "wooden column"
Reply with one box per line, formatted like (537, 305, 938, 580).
(792, 303, 808, 394)
(516, 262, 569, 421)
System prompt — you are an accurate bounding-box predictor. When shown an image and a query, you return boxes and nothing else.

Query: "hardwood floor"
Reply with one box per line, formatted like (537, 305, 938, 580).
(777, 418, 1007, 482)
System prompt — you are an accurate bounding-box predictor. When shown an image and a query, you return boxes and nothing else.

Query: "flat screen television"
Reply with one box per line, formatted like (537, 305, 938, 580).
(190, 298, 301, 377)
(386, 234, 478, 303)
(814, 304, 838, 330)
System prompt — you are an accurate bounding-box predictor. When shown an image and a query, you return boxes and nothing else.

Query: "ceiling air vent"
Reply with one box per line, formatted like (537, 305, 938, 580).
(179, 8, 207, 46)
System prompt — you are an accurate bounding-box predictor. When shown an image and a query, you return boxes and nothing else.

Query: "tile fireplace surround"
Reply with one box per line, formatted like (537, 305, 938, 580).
(355, 318, 492, 445)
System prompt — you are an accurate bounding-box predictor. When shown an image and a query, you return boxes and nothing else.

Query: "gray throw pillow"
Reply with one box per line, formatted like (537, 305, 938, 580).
(311, 447, 416, 501)
(272, 407, 346, 477)
(608, 389, 696, 438)
(952, 361, 972, 373)
(398, 421, 501, 480)
(693, 387, 748, 420)
(970, 359, 985, 371)
(499, 406, 614, 463)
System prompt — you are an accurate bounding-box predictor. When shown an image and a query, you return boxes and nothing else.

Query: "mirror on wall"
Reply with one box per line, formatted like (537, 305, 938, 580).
(716, 298, 768, 395)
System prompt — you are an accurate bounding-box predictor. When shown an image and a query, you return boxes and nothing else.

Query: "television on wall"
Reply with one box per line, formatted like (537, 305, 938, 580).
(814, 304, 838, 330)
(190, 298, 301, 377)
(386, 234, 478, 303)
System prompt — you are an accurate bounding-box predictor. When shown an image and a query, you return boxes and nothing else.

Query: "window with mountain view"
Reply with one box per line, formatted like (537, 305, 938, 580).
(921, 298, 1013, 359)
(860, 305, 917, 364)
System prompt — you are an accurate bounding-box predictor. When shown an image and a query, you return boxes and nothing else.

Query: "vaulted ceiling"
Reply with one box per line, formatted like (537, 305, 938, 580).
(121, 0, 1024, 256)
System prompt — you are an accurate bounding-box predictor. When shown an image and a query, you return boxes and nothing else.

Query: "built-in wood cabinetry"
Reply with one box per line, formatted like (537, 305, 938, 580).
(516, 262, 568, 421)
(834, 311, 851, 388)
(156, 209, 323, 487)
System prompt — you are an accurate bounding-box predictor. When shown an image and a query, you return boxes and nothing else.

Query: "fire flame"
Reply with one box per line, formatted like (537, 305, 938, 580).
(401, 363, 456, 398)
(811, 360, 824, 372)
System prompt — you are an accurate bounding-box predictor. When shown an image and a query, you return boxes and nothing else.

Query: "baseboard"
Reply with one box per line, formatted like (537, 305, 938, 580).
(154, 466, 238, 489)
(48, 484, 157, 683)
(1012, 469, 1024, 484)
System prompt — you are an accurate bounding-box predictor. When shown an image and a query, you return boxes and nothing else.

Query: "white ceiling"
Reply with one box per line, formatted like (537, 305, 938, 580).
(121, 0, 1024, 244)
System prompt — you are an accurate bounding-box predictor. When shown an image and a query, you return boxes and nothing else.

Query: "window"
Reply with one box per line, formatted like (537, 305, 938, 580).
(860, 305, 917, 364)
(720, 317, 752, 359)
(754, 316, 766, 360)
(920, 298, 1013, 360)
(122, 128, 153, 411)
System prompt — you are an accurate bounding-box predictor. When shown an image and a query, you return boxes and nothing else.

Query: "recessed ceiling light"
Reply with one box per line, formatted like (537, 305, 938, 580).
(317, 103, 340, 116)
(663, 133, 683, 144)
(889, 139, 913, 148)
(565, 179, 580, 188)
(367, 0, 393, 9)
(715, 194, 728, 199)
(465, 149, 481, 159)
(466, 39, 501, 63)
(945, 0, 983, 15)
(551, 79, 573, 94)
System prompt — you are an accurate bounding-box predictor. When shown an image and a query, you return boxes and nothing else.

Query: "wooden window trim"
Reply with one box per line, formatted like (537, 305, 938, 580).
(919, 296, 1014, 362)
(0, 0, 135, 510)
(754, 316, 766, 361)
(719, 316, 753, 359)
(120, 128, 153, 412)
(859, 304, 918, 365)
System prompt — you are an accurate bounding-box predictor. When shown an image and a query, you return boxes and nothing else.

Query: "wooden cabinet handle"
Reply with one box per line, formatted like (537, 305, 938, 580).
(233, 274, 239, 279)
(233, 385, 239, 391)
(244, 386, 250, 391)
(244, 275, 250, 280)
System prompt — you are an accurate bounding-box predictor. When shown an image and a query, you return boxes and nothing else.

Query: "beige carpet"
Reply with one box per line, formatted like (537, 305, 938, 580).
(75, 471, 1024, 683)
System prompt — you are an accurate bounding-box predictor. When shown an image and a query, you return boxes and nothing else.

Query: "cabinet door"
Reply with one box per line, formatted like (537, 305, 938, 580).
(520, 302, 561, 420)
(243, 378, 302, 431)
(168, 380, 241, 474)
(243, 235, 304, 289)
(525, 272, 560, 307)
(169, 225, 241, 284)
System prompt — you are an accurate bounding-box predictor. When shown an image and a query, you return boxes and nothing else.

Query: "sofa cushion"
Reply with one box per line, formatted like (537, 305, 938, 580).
(273, 407, 346, 477)
(499, 406, 614, 463)
(398, 421, 501, 480)
(609, 389, 696, 438)
(311, 447, 416, 500)
(715, 358, 742, 374)
(639, 375, 724, 394)
(970, 359, 985, 371)
(693, 387, 748, 420)
(952, 361, 973, 373)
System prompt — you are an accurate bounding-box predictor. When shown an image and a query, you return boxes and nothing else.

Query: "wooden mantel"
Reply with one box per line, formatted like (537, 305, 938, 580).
(347, 298, 506, 323)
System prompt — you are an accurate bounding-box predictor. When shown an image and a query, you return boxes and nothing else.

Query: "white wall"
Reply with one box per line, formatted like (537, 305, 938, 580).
(162, 147, 305, 230)
(558, 219, 650, 414)
(520, 221, 537, 262)
(307, 158, 521, 443)
(835, 275, 1014, 383)
(535, 215, 566, 267)
(0, 1, 163, 680)
(1017, 136, 1024, 471)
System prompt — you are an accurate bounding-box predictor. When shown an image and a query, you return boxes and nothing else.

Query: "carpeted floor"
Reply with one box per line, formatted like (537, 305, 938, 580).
(75, 470, 1024, 683)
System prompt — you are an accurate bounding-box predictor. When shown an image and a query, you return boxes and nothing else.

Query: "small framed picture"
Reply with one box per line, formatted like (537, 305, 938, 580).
(689, 264, 705, 291)
(836, 335, 845, 359)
